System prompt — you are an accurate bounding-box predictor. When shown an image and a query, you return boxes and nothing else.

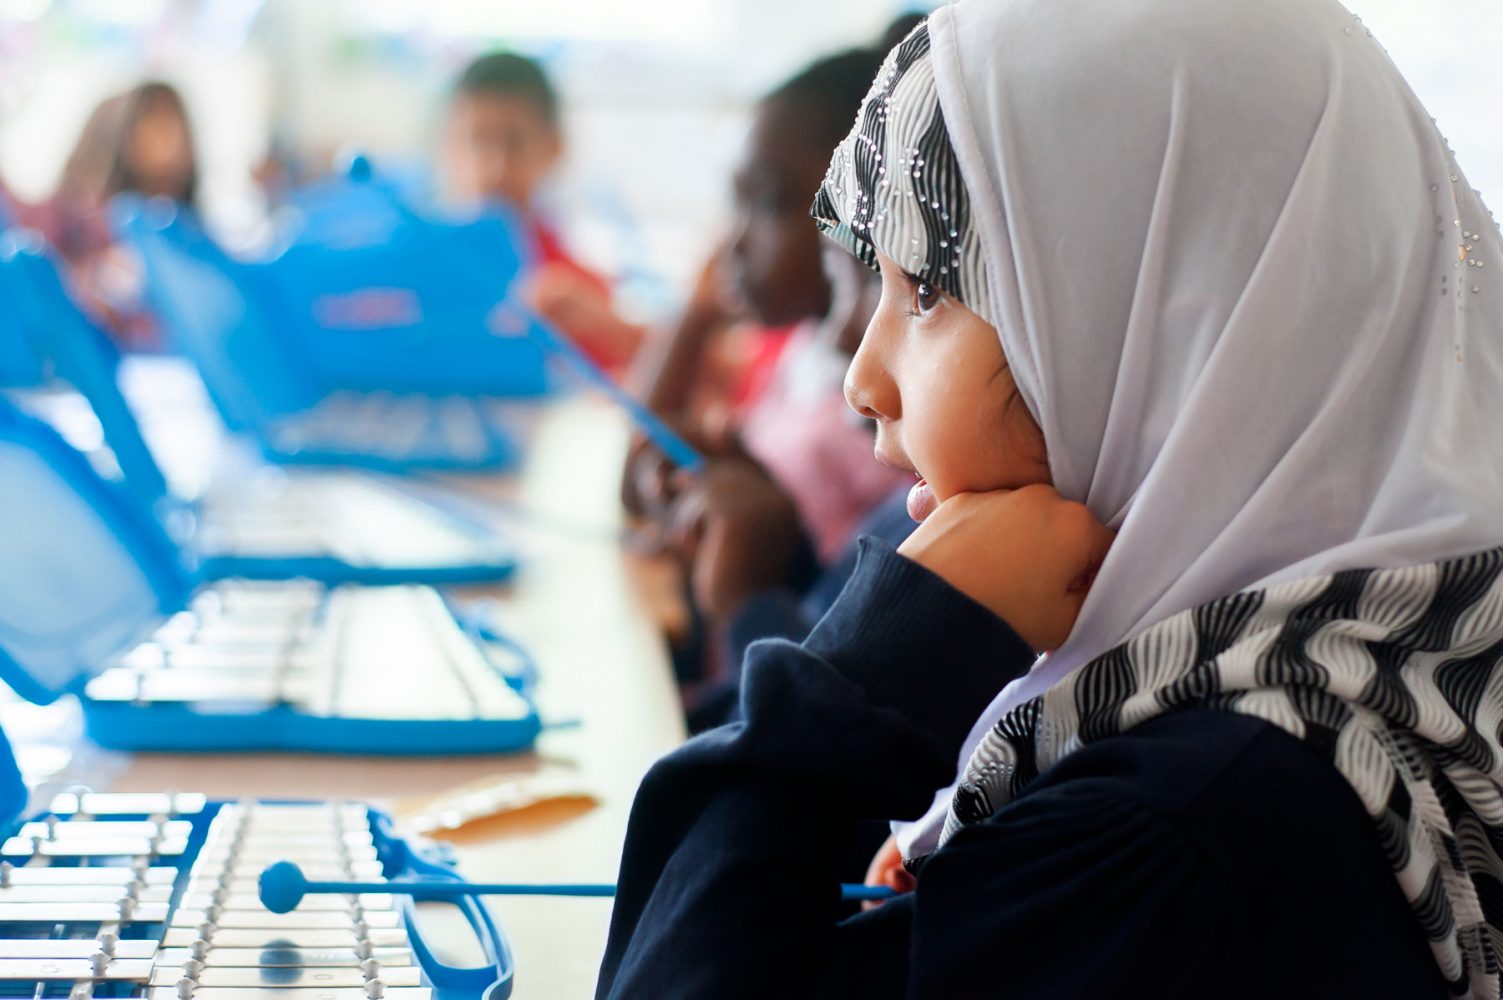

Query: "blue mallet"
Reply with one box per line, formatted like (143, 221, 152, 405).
(523, 321, 705, 475)
(259, 859, 895, 913)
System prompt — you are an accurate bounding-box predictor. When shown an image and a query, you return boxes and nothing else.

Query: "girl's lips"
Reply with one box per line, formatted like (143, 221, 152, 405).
(906, 478, 937, 522)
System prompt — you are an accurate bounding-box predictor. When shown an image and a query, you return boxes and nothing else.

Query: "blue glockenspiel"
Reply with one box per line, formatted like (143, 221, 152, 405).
(0, 762, 517, 1000)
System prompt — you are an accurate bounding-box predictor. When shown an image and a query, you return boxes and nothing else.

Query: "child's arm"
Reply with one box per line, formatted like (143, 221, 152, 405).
(632, 239, 738, 415)
(523, 262, 645, 370)
(597, 488, 1113, 997)
(663, 456, 815, 622)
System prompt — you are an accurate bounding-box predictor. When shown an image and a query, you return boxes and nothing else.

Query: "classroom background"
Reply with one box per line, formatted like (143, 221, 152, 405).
(2, 0, 1499, 325)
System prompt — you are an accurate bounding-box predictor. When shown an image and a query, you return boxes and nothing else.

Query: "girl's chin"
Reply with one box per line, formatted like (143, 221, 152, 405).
(906, 479, 938, 522)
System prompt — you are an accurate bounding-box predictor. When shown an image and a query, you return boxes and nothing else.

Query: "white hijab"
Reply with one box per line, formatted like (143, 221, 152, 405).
(816, 0, 1503, 858)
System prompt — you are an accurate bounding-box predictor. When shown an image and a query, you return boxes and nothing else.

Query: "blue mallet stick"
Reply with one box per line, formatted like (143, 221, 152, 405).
(259, 860, 895, 913)
(524, 321, 705, 475)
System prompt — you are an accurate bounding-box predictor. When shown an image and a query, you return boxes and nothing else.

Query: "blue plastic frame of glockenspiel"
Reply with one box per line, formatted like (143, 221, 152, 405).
(0, 237, 520, 588)
(0, 400, 542, 757)
(0, 233, 53, 389)
(82, 703, 543, 757)
(257, 415, 522, 476)
(0, 796, 517, 1000)
(1, 231, 173, 506)
(194, 552, 519, 589)
(108, 197, 521, 475)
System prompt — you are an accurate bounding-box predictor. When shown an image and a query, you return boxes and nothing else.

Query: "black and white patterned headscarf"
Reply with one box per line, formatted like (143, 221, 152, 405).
(811, 22, 991, 324)
(815, 0, 1503, 995)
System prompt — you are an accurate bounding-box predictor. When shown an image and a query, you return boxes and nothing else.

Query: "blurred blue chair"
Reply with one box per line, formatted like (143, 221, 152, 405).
(111, 197, 523, 473)
(0, 231, 519, 585)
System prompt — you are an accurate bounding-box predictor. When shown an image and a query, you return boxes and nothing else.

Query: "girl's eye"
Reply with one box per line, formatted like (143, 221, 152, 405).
(915, 280, 940, 313)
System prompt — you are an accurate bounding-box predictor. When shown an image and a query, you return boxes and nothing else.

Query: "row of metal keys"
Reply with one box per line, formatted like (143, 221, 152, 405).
(0, 793, 198, 995)
(155, 802, 428, 1000)
(82, 584, 530, 722)
(0, 794, 431, 1000)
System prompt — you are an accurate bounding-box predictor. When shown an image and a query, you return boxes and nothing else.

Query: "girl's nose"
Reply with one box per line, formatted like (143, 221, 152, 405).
(843, 331, 896, 422)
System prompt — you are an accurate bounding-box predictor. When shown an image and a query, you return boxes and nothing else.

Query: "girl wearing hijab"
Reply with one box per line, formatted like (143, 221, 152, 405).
(597, 0, 1503, 996)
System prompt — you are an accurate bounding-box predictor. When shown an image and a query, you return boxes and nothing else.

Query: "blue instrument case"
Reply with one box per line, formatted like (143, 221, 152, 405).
(269, 158, 555, 399)
(110, 197, 527, 475)
(0, 400, 542, 756)
(0, 233, 519, 589)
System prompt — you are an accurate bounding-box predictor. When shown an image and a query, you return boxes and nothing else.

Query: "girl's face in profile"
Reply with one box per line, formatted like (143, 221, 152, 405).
(844, 250, 1050, 521)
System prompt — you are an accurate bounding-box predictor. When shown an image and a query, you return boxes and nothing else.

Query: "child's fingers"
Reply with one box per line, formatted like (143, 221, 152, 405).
(896, 486, 1117, 651)
(861, 835, 913, 910)
(663, 486, 710, 567)
(864, 834, 903, 887)
(622, 433, 668, 516)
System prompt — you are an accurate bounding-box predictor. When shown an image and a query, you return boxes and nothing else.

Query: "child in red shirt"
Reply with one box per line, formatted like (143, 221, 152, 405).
(442, 51, 642, 371)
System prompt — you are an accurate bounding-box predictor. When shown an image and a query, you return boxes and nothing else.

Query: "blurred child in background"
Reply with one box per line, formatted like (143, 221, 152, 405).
(626, 21, 922, 727)
(20, 81, 198, 351)
(443, 51, 642, 370)
(0, 177, 16, 227)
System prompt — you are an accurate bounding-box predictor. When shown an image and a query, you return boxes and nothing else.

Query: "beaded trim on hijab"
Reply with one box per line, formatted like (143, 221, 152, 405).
(810, 21, 992, 326)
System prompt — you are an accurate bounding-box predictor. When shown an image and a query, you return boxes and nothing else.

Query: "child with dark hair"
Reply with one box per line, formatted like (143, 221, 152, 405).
(443, 50, 642, 369)
(628, 30, 918, 726)
(629, 35, 921, 511)
(21, 81, 198, 350)
(446, 52, 560, 216)
(109, 82, 198, 205)
(635, 15, 927, 424)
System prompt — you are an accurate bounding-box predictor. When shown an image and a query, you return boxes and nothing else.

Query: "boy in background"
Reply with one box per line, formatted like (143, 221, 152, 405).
(443, 51, 643, 369)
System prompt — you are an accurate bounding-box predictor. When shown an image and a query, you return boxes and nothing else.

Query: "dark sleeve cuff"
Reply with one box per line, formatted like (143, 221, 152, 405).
(803, 537, 1036, 754)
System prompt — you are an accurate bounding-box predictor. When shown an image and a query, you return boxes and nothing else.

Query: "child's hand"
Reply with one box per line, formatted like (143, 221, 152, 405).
(620, 412, 740, 521)
(862, 834, 915, 910)
(896, 485, 1114, 651)
(622, 418, 689, 521)
(664, 457, 806, 621)
(522, 263, 644, 367)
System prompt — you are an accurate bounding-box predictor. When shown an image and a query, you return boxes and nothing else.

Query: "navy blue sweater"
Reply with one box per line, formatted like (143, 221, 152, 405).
(689, 484, 915, 733)
(598, 540, 1447, 998)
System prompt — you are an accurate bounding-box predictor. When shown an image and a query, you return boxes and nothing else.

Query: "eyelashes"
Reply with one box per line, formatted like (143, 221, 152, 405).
(901, 269, 942, 316)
